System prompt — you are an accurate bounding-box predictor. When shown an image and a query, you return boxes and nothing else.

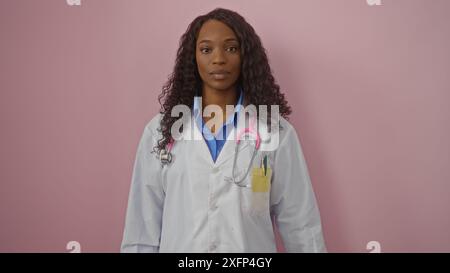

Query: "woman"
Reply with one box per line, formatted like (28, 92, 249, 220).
(121, 8, 326, 253)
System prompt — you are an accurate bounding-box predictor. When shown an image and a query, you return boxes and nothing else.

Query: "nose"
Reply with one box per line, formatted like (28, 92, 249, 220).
(212, 49, 226, 65)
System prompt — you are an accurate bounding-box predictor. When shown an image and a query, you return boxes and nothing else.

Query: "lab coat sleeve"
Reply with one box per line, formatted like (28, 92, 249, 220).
(270, 124, 327, 253)
(120, 124, 164, 253)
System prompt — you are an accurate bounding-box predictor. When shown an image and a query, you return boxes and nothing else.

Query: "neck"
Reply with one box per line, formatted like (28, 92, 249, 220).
(201, 85, 239, 133)
(202, 85, 238, 119)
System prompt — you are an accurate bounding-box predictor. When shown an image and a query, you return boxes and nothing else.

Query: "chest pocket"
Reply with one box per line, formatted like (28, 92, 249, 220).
(235, 151, 273, 217)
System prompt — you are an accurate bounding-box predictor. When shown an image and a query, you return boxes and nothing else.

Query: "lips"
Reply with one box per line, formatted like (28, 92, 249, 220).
(209, 70, 230, 80)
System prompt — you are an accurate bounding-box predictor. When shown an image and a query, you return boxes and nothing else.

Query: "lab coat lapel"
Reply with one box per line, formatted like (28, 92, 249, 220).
(181, 114, 215, 167)
(181, 111, 254, 168)
(214, 110, 253, 167)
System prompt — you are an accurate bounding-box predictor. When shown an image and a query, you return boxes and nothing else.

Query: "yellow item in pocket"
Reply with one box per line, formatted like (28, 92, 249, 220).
(251, 167, 271, 192)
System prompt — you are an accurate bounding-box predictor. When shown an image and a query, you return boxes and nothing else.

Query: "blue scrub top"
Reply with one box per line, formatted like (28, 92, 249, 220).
(193, 87, 244, 162)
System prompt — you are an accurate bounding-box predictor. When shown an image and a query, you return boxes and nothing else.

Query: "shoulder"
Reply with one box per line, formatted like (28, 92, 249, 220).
(279, 116, 296, 140)
(143, 113, 163, 137)
(276, 116, 301, 149)
(279, 116, 294, 133)
(259, 115, 299, 153)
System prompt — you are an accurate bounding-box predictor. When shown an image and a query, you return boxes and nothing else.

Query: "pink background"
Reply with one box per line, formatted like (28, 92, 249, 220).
(1, 0, 449, 252)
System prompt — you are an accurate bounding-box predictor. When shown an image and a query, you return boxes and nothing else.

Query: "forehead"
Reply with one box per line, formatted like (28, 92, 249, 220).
(197, 20, 238, 43)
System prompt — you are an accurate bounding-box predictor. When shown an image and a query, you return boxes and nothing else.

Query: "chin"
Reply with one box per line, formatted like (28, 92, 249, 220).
(207, 81, 235, 91)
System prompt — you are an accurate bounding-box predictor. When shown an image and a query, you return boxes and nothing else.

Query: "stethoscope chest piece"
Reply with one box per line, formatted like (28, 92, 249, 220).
(159, 148, 172, 166)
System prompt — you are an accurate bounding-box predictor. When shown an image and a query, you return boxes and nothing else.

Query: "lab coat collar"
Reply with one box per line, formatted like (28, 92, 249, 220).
(193, 87, 244, 139)
(181, 106, 259, 168)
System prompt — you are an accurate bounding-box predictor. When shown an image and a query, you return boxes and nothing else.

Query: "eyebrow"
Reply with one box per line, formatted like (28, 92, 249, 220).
(198, 38, 239, 44)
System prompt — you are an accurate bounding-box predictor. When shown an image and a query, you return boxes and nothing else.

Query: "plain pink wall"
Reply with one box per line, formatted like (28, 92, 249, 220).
(1, 0, 449, 252)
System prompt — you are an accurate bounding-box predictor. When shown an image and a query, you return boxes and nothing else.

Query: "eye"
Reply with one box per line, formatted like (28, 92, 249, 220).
(227, 46, 239, 53)
(200, 47, 211, 54)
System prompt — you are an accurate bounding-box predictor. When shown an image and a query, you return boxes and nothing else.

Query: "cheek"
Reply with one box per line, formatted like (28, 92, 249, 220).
(232, 58, 241, 76)
(196, 55, 209, 76)
(232, 55, 241, 69)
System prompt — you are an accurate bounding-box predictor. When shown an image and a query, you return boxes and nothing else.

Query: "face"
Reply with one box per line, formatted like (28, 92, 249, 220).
(196, 20, 241, 92)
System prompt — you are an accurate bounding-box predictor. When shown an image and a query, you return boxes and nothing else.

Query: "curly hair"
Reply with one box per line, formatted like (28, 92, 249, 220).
(154, 7, 291, 154)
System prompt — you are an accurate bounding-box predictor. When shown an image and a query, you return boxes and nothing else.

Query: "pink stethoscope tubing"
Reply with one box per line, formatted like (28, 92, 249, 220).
(159, 117, 261, 184)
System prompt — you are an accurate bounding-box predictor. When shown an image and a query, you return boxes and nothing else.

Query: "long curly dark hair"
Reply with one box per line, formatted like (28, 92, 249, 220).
(154, 7, 291, 154)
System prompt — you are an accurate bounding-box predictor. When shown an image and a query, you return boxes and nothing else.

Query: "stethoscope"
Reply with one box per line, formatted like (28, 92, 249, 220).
(159, 140, 174, 166)
(158, 118, 261, 187)
(228, 119, 261, 187)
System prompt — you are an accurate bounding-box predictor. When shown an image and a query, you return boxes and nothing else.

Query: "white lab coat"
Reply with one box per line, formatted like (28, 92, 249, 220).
(121, 111, 327, 253)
